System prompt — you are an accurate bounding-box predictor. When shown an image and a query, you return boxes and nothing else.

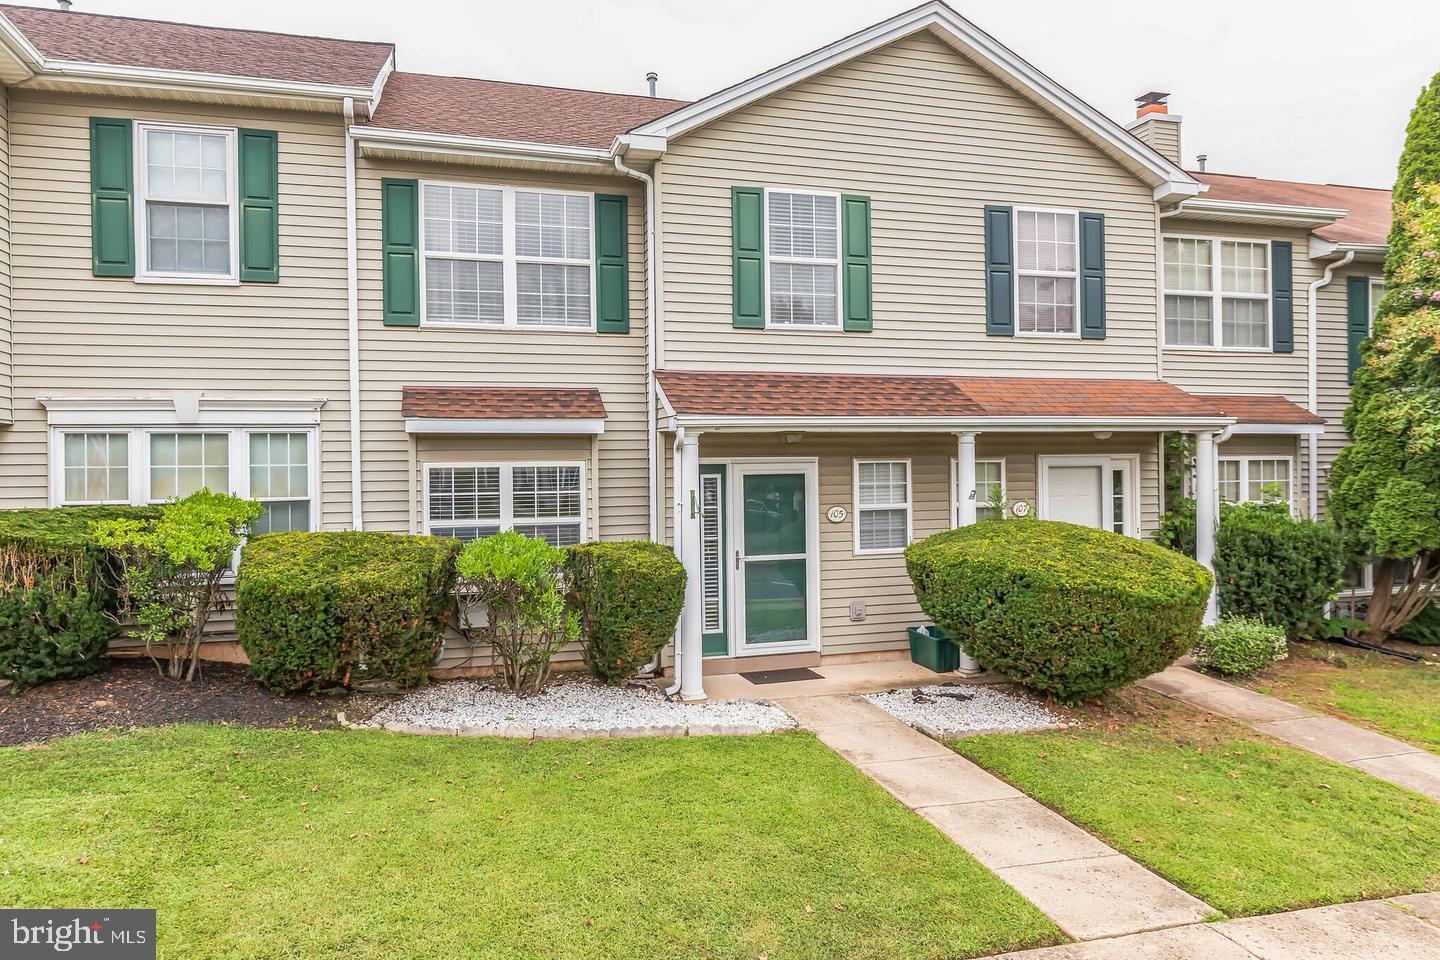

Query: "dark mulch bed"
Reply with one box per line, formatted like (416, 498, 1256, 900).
(0, 659, 354, 746)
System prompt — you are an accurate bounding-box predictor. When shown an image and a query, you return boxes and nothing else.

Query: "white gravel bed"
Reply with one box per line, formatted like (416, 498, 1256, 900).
(352, 677, 796, 738)
(864, 683, 1063, 738)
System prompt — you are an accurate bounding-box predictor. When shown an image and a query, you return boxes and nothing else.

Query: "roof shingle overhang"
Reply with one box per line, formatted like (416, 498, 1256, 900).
(402, 386, 608, 435)
(1199, 394, 1326, 436)
(654, 370, 1237, 433)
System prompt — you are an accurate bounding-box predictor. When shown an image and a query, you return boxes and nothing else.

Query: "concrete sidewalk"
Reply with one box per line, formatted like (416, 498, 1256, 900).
(992, 894, 1440, 958)
(785, 694, 1213, 941)
(1141, 665, 1440, 800)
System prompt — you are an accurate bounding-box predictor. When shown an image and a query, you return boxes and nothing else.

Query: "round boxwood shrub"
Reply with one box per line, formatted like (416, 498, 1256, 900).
(0, 505, 160, 691)
(905, 520, 1212, 703)
(236, 531, 460, 694)
(565, 540, 686, 684)
(1193, 615, 1288, 675)
(1215, 503, 1343, 639)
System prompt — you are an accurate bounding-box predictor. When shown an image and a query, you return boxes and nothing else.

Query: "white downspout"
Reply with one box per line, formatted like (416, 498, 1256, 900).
(665, 427, 685, 696)
(1305, 250, 1354, 519)
(343, 97, 363, 530)
(612, 153, 659, 542)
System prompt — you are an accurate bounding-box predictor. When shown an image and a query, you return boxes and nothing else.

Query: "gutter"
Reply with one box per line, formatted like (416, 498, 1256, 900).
(611, 153, 660, 542)
(344, 98, 364, 529)
(1305, 249, 1355, 519)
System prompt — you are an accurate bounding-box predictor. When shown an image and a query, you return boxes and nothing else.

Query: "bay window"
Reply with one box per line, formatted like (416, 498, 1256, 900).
(426, 462, 584, 546)
(1164, 237, 1270, 348)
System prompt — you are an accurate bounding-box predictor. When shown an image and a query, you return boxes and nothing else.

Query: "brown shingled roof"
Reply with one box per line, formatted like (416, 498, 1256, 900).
(402, 386, 607, 421)
(364, 72, 688, 148)
(1192, 171, 1391, 247)
(0, 4, 393, 88)
(656, 370, 1226, 421)
(1199, 394, 1324, 426)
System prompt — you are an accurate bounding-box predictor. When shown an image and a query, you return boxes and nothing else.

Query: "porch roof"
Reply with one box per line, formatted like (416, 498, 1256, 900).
(401, 385, 607, 435)
(655, 369, 1236, 431)
(1200, 394, 1325, 435)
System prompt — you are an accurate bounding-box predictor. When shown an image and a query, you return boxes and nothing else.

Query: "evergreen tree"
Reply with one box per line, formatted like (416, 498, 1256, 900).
(1329, 73, 1440, 641)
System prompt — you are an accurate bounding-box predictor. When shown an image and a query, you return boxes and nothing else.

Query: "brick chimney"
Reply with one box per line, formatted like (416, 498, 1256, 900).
(1126, 92, 1182, 166)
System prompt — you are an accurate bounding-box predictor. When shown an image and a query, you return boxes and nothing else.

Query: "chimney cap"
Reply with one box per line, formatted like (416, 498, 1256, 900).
(1136, 91, 1170, 106)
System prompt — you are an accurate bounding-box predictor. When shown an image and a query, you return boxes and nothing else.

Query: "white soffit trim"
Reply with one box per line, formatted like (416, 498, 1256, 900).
(1226, 423, 1325, 437)
(0, 12, 41, 83)
(405, 418, 606, 436)
(39, 395, 327, 427)
(1309, 236, 1388, 261)
(624, 1, 1199, 201)
(1169, 197, 1348, 229)
(669, 414, 1235, 433)
(353, 126, 614, 169)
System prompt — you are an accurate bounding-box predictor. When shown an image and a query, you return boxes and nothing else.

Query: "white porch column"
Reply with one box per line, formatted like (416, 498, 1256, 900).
(1194, 430, 1220, 625)
(677, 430, 706, 701)
(955, 431, 979, 526)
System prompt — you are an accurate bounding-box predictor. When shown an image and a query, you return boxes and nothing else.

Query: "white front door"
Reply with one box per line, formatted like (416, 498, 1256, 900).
(1039, 455, 1138, 535)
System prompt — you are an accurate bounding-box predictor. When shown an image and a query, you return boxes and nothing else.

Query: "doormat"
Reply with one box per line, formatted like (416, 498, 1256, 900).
(740, 667, 823, 685)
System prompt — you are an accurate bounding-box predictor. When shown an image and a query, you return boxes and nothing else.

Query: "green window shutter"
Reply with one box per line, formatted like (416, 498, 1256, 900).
(381, 178, 420, 327)
(1347, 276, 1370, 381)
(594, 193, 629, 334)
(237, 129, 279, 283)
(731, 186, 765, 328)
(90, 117, 134, 278)
(841, 194, 873, 333)
(1271, 240, 1294, 353)
(983, 205, 1014, 336)
(1079, 212, 1106, 340)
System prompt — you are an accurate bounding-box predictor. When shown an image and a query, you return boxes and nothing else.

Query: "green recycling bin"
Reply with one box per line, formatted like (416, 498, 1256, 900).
(907, 624, 959, 673)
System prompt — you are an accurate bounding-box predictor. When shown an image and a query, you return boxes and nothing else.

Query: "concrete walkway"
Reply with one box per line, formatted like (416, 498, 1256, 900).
(992, 893, 1440, 958)
(783, 694, 1213, 941)
(1141, 665, 1440, 800)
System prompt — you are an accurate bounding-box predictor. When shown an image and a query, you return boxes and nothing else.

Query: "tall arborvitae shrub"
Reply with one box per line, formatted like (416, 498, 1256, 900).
(1329, 73, 1440, 641)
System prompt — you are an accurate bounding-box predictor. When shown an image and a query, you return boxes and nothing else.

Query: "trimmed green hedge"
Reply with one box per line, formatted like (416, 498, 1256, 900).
(0, 505, 160, 690)
(1193, 615, 1289, 675)
(236, 532, 459, 694)
(1215, 503, 1343, 638)
(565, 541, 686, 684)
(906, 520, 1211, 702)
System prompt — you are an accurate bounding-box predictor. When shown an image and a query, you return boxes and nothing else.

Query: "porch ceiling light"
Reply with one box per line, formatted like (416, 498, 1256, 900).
(781, 432, 805, 444)
(1093, 431, 1113, 440)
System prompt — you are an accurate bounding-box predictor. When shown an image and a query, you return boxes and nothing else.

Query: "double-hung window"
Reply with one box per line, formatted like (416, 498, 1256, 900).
(1016, 210, 1078, 335)
(1164, 237, 1270, 348)
(854, 460, 910, 553)
(767, 190, 840, 327)
(975, 460, 1005, 521)
(136, 124, 237, 280)
(420, 183, 594, 329)
(426, 463, 584, 546)
(54, 427, 315, 533)
(1218, 456, 1292, 507)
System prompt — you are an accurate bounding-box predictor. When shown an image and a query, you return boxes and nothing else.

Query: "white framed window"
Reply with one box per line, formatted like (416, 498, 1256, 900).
(419, 181, 594, 330)
(61, 432, 130, 505)
(854, 459, 911, 553)
(1218, 456, 1292, 507)
(248, 432, 312, 534)
(135, 123, 238, 282)
(425, 462, 585, 546)
(148, 432, 229, 503)
(1368, 278, 1385, 332)
(766, 189, 841, 328)
(1015, 209, 1079, 336)
(950, 458, 1007, 523)
(1163, 236, 1270, 349)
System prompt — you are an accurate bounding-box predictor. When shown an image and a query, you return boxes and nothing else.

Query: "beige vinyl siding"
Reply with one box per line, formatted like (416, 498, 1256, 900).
(0, 91, 353, 522)
(1314, 266, 1374, 512)
(656, 30, 1163, 378)
(0, 85, 11, 425)
(354, 159, 651, 541)
(693, 430, 1161, 659)
(1130, 117, 1181, 166)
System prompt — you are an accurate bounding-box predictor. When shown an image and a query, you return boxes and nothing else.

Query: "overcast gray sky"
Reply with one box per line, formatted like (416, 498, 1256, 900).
(31, 0, 1440, 187)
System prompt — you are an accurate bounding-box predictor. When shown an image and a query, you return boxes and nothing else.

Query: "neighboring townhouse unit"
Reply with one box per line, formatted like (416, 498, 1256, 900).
(0, 2, 1392, 694)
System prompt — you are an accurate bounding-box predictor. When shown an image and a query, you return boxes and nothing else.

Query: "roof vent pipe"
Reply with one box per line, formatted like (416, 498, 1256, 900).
(646, 72, 658, 97)
(56, 0, 72, 10)
(1196, 154, 1208, 172)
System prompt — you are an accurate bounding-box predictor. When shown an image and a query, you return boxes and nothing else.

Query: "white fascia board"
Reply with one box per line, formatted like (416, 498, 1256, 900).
(1169, 197, 1347, 228)
(1226, 422, 1325, 436)
(654, 382, 677, 419)
(0, 12, 41, 78)
(405, 418, 606, 436)
(367, 51, 396, 117)
(353, 126, 613, 167)
(38, 58, 377, 105)
(672, 414, 1235, 433)
(39, 395, 327, 427)
(626, 1, 1198, 199)
(1309, 236, 1388, 261)
(1124, 113, 1183, 130)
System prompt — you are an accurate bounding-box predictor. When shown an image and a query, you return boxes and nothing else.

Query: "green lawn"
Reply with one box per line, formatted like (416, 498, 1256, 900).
(953, 690, 1440, 918)
(1244, 646, 1440, 753)
(0, 726, 1061, 960)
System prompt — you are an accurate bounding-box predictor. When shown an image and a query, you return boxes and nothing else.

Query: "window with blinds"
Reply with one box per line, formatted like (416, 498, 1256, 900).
(855, 460, 910, 553)
(426, 463, 584, 546)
